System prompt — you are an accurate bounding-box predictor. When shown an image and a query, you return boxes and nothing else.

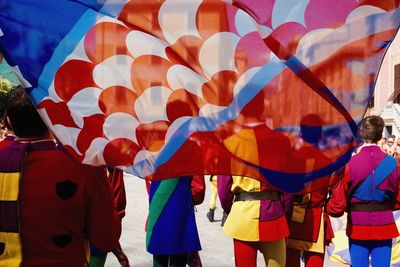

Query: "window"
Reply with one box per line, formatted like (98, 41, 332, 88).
(395, 64, 400, 103)
(386, 125, 393, 136)
(368, 94, 374, 108)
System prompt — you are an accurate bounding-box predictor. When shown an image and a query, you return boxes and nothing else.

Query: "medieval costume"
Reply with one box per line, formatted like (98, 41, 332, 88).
(146, 175, 205, 267)
(0, 140, 120, 267)
(328, 144, 400, 267)
(286, 142, 334, 267)
(217, 123, 293, 267)
(0, 134, 14, 148)
(89, 168, 129, 267)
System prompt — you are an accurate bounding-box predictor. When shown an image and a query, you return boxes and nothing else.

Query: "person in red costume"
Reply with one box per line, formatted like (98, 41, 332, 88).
(286, 114, 334, 267)
(89, 167, 130, 267)
(0, 86, 121, 267)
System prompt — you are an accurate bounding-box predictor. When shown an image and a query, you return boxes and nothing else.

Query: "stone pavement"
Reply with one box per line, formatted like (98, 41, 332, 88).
(105, 174, 345, 267)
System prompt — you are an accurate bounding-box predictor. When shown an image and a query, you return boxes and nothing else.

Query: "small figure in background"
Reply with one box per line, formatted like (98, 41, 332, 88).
(0, 112, 14, 147)
(385, 136, 396, 156)
(378, 137, 387, 152)
(206, 175, 227, 226)
(394, 138, 400, 158)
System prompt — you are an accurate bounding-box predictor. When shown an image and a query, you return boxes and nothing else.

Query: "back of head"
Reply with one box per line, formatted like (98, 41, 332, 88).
(300, 114, 323, 145)
(358, 115, 384, 143)
(6, 86, 48, 138)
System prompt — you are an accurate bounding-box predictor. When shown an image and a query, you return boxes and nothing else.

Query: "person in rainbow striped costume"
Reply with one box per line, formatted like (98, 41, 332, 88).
(146, 175, 205, 267)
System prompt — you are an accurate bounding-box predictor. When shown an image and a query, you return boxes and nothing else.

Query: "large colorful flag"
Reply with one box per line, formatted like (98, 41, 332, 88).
(0, 1, 399, 192)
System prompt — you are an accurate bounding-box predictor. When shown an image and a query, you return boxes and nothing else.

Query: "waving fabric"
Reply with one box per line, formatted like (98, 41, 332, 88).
(0, 0, 399, 192)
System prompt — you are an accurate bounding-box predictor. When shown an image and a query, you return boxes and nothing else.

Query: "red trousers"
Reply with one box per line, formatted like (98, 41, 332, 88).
(286, 247, 324, 267)
(233, 238, 286, 267)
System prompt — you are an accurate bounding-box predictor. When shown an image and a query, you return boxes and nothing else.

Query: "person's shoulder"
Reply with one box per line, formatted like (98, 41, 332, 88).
(79, 164, 108, 181)
(43, 148, 106, 178)
(39, 147, 79, 166)
(357, 145, 385, 155)
(0, 139, 12, 149)
(348, 149, 366, 165)
(384, 153, 398, 165)
(0, 141, 29, 171)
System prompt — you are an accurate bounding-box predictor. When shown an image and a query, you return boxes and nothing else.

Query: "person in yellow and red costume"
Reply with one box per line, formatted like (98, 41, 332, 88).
(217, 91, 293, 267)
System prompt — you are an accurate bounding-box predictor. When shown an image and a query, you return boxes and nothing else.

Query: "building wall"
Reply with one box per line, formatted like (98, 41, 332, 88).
(367, 30, 400, 137)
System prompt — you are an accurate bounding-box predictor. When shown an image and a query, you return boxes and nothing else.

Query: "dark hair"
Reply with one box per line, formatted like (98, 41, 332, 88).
(6, 86, 49, 138)
(300, 114, 323, 145)
(358, 115, 384, 143)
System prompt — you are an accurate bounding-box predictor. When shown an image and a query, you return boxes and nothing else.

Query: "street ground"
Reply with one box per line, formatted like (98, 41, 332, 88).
(105, 174, 344, 267)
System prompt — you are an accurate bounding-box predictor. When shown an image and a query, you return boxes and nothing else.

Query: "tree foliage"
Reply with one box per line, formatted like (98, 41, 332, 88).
(0, 78, 14, 117)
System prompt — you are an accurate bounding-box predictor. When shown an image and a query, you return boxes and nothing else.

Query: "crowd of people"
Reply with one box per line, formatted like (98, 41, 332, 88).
(0, 85, 398, 267)
(378, 135, 400, 157)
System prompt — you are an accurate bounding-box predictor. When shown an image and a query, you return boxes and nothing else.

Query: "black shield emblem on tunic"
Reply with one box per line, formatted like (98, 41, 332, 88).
(0, 242, 4, 255)
(52, 235, 71, 248)
(55, 180, 77, 200)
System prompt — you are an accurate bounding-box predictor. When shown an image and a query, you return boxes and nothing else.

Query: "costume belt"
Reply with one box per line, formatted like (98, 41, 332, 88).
(350, 202, 392, 212)
(234, 190, 281, 202)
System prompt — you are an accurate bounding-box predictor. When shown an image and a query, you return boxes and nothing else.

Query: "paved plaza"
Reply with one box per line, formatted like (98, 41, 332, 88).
(105, 174, 344, 267)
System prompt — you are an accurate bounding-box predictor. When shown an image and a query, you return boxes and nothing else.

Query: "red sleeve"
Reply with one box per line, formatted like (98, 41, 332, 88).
(109, 168, 127, 219)
(85, 166, 121, 251)
(327, 167, 349, 218)
(191, 175, 206, 205)
(394, 160, 400, 210)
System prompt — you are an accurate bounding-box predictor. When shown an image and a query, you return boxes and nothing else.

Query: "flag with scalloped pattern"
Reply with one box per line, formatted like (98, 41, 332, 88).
(0, 0, 399, 192)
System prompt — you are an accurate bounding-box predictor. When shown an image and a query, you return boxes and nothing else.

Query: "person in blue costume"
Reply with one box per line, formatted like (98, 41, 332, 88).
(146, 175, 205, 267)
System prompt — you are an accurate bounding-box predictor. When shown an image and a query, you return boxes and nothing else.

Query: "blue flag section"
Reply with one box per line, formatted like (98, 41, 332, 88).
(0, 1, 93, 88)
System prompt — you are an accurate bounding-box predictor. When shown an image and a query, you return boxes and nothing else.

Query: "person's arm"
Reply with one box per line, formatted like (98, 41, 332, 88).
(326, 167, 349, 217)
(109, 168, 127, 219)
(217, 175, 234, 214)
(394, 160, 400, 210)
(85, 166, 121, 252)
(191, 175, 206, 205)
